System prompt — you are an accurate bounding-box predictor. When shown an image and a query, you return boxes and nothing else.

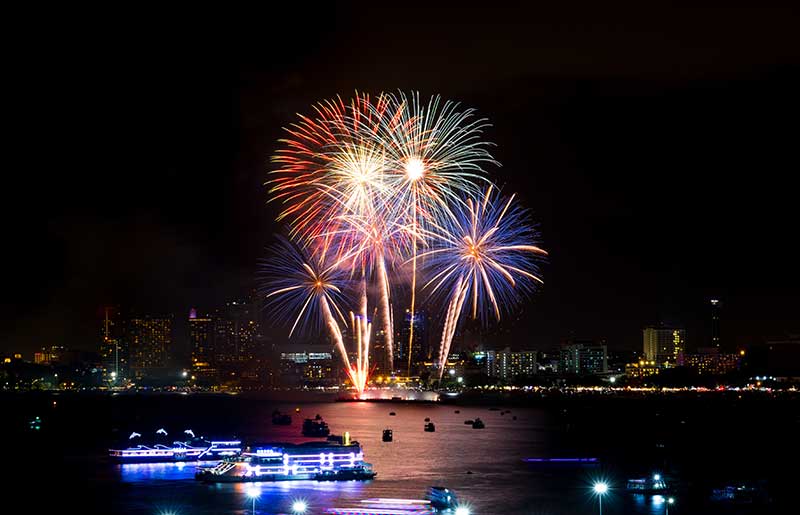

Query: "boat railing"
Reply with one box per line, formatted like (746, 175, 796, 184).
(208, 460, 236, 475)
(197, 444, 214, 460)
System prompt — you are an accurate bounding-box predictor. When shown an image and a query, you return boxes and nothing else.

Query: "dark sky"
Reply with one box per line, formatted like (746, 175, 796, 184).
(4, 4, 800, 356)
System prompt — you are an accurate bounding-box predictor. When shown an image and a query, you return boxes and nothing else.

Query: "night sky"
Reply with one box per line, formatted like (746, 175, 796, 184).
(5, 5, 800, 356)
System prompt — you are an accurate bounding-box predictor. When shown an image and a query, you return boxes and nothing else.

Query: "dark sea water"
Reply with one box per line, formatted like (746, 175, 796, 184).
(4, 391, 798, 514)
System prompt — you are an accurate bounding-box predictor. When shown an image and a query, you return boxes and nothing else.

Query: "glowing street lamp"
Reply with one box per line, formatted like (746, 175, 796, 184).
(593, 482, 608, 515)
(246, 486, 260, 515)
(666, 497, 675, 515)
(291, 499, 308, 514)
(454, 507, 470, 515)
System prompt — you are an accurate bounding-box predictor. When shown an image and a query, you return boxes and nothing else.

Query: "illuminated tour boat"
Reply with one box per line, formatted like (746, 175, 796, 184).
(195, 432, 376, 482)
(108, 429, 242, 463)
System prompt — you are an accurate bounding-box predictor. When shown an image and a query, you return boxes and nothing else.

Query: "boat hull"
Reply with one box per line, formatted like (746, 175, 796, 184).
(195, 471, 375, 483)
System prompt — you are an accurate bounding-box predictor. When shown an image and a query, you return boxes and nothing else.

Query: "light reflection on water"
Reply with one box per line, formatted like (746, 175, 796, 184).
(100, 401, 718, 514)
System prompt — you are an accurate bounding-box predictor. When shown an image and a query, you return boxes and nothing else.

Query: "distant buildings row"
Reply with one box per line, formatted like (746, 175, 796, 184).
(4, 297, 799, 389)
(97, 297, 265, 385)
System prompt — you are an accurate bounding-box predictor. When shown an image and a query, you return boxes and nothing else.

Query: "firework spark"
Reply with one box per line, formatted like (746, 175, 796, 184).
(377, 91, 498, 376)
(418, 186, 547, 379)
(258, 237, 365, 388)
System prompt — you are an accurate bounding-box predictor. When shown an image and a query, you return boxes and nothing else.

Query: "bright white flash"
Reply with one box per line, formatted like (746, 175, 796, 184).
(405, 157, 424, 181)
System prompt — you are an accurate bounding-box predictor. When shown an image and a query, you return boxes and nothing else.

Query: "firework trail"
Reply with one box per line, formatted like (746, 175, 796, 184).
(258, 237, 364, 388)
(418, 186, 547, 379)
(376, 91, 498, 376)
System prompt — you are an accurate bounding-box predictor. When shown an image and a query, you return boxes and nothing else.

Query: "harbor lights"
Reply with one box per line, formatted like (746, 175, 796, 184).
(246, 486, 260, 515)
(666, 497, 675, 515)
(291, 499, 308, 514)
(454, 506, 471, 515)
(593, 482, 609, 515)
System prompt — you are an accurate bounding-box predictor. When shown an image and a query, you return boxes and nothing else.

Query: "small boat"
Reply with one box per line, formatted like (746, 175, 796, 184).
(424, 417, 430, 422)
(626, 474, 669, 494)
(464, 419, 474, 424)
(382, 429, 393, 442)
(427, 486, 458, 510)
(389, 412, 396, 416)
(488, 407, 500, 411)
(302, 417, 330, 437)
(424, 422, 436, 432)
(472, 418, 485, 429)
(391, 396, 402, 401)
(710, 480, 770, 504)
(454, 410, 460, 414)
(325, 486, 458, 513)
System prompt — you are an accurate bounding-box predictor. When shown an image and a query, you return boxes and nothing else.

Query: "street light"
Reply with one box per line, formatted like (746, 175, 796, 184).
(291, 500, 308, 514)
(454, 507, 470, 515)
(593, 482, 608, 515)
(246, 486, 260, 515)
(666, 497, 675, 515)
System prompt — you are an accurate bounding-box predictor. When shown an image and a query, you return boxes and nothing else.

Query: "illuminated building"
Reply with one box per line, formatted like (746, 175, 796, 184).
(189, 308, 216, 380)
(278, 344, 336, 386)
(395, 308, 429, 375)
(683, 347, 741, 375)
(370, 327, 389, 375)
(99, 305, 127, 380)
(560, 342, 608, 375)
(128, 315, 173, 378)
(34, 346, 65, 365)
(643, 326, 686, 364)
(482, 348, 537, 379)
(625, 360, 660, 378)
(710, 299, 721, 350)
(214, 298, 260, 370)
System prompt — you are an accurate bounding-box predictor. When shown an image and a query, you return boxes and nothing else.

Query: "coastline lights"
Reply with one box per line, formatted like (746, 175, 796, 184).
(593, 482, 609, 515)
(291, 499, 308, 514)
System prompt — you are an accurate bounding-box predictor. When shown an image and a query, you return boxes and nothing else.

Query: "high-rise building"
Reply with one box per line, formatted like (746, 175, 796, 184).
(559, 342, 608, 375)
(370, 328, 387, 375)
(214, 299, 260, 367)
(128, 315, 173, 378)
(189, 308, 216, 380)
(278, 344, 336, 387)
(99, 306, 127, 381)
(580, 345, 608, 375)
(643, 326, 686, 364)
(485, 348, 538, 380)
(395, 309, 428, 376)
(710, 299, 721, 350)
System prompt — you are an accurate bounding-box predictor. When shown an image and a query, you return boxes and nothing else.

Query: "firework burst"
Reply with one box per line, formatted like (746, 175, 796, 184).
(263, 91, 544, 392)
(418, 186, 547, 379)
